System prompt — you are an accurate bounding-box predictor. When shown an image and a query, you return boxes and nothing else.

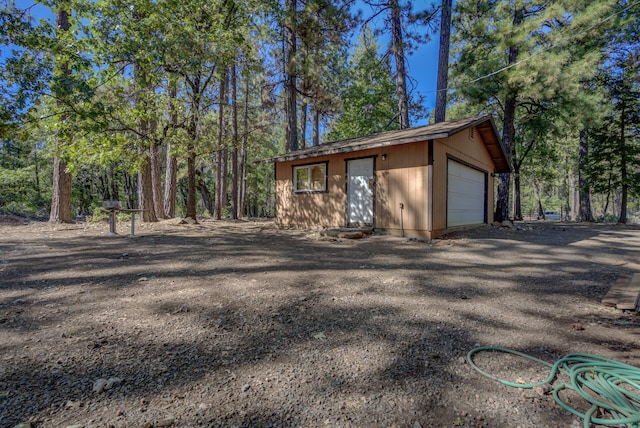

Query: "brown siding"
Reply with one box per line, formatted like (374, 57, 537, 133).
(276, 142, 429, 232)
(275, 156, 345, 228)
(368, 142, 428, 233)
(274, 125, 497, 238)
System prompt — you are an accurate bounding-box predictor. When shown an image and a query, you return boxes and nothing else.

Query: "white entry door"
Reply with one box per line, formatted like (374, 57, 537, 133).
(447, 159, 486, 227)
(347, 158, 374, 225)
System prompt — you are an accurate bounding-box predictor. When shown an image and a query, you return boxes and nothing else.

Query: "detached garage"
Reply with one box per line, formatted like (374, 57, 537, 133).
(263, 115, 511, 239)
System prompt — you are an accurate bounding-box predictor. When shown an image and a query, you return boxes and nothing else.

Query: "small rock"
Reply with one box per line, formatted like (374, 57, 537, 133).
(179, 217, 198, 225)
(93, 378, 108, 393)
(138, 277, 149, 282)
(65, 400, 82, 409)
(106, 377, 123, 389)
(155, 415, 176, 427)
(571, 323, 585, 331)
(93, 377, 122, 393)
(413, 422, 423, 428)
(534, 384, 553, 395)
(13, 423, 32, 428)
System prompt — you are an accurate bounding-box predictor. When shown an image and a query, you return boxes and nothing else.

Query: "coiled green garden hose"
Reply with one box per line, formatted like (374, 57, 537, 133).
(467, 346, 640, 428)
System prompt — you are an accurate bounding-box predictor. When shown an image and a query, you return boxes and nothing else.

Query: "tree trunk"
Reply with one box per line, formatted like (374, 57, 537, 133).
(563, 159, 571, 221)
(495, 94, 515, 222)
(163, 79, 178, 218)
(284, 0, 298, 151)
(138, 148, 158, 222)
(124, 171, 137, 210)
(577, 131, 593, 221)
(390, 0, 409, 129)
(513, 163, 522, 221)
(149, 127, 165, 219)
(134, 65, 158, 223)
(33, 143, 41, 197)
(185, 73, 201, 222)
(50, 155, 73, 222)
(49, 8, 73, 223)
(163, 150, 177, 218)
(494, 9, 521, 223)
(511, 144, 523, 221)
(300, 101, 307, 149)
(197, 169, 214, 216)
(571, 175, 578, 221)
(215, 72, 228, 220)
(75, 170, 91, 216)
(532, 179, 544, 219)
(313, 108, 320, 146)
(98, 172, 111, 201)
(618, 101, 627, 224)
(214, 150, 221, 219)
(186, 150, 197, 220)
(109, 165, 119, 201)
(220, 145, 229, 218)
(231, 63, 239, 219)
(240, 75, 249, 218)
(434, 0, 452, 123)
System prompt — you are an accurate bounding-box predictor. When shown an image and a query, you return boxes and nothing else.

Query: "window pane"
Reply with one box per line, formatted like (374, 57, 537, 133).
(310, 165, 326, 190)
(295, 167, 309, 191)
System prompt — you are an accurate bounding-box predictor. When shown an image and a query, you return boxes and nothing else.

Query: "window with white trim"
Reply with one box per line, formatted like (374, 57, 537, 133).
(293, 163, 327, 192)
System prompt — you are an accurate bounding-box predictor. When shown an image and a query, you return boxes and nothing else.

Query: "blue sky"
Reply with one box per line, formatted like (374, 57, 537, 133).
(355, 1, 443, 125)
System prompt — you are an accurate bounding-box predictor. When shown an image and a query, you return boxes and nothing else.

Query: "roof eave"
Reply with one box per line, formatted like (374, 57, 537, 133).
(259, 132, 450, 164)
(258, 114, 511, 172)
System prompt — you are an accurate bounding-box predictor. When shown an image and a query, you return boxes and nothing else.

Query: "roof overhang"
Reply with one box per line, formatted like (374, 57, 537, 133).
(259, 114, 512, 173)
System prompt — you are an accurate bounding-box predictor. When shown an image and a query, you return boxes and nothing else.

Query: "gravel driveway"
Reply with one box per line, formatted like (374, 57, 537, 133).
(1, 218, 639, 427)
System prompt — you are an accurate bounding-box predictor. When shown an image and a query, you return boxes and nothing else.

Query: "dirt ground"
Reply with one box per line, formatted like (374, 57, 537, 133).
(1, 216, 639, 428)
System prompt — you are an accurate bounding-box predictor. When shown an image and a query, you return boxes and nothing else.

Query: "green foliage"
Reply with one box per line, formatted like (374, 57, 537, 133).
(0, 121, 51, 215)
(584, 1, 640, 220)
(327, 26, 399, 140)
(450, 0, 622, 220)
(244, 116, 282, 218)
(0, 164, 46, 215)
(90, 206, 109, 222)
(3, 0, 634, 224)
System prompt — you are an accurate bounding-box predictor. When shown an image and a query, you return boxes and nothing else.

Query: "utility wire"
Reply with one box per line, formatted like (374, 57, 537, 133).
(434, 0, 640, 94)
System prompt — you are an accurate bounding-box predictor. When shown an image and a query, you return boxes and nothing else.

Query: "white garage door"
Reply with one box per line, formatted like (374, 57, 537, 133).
(447, 160, 485, 227)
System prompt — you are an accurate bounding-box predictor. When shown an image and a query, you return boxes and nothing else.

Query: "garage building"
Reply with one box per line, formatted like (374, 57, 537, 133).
(263, 114, 511, 239)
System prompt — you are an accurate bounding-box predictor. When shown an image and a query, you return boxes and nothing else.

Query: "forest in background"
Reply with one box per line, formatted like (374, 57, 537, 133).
(0, 0, 638, 224)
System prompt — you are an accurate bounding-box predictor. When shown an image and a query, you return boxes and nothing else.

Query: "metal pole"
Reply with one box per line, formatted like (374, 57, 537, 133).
(106, 210, 118, 237)
(130, 211, 135, 238)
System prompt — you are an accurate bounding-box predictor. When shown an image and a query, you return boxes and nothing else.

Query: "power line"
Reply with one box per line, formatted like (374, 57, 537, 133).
(430, 0, 640, 94)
